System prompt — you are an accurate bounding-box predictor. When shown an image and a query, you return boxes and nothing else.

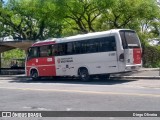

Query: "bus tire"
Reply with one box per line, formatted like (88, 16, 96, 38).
(78, 68, 90, 82)
(30, 69, 39, 80)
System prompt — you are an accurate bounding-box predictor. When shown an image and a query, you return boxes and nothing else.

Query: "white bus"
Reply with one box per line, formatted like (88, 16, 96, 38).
(26, 29, 142, 81)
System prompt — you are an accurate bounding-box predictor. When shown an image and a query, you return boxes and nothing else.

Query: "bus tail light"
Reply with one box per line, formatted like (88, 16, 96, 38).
(119, 53, 124, 62)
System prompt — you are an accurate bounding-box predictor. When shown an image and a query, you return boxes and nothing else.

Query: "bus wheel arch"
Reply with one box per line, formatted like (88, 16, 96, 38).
(78, 67, 90, 82)
(30, 68, 39, 80)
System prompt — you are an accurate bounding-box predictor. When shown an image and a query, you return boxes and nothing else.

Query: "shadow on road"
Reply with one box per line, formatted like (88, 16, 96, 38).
(9, 76, 136, 85)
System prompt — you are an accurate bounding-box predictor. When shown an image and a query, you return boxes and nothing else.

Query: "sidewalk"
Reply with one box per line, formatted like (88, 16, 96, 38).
(112, 68, 160, 79)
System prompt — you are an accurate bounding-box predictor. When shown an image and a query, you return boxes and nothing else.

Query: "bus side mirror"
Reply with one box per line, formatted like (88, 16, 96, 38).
(119, 53, 124, 62)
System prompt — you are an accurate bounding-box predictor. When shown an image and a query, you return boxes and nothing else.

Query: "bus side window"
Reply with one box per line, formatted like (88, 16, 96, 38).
(107, 36, 116, 51)
(110, 39, 116, 51)
(73, 42, 81, 54)
(99, 38, 107, 52)
(81, 41, 87, 54)
(67, 42, 73, 55)
(53, 45, 59, 56)
(48, 45, 52, 56)
(40, 46, 48, 57)
(57, 44, 66, 56)
(98, 36, 116, 52)
(87, 40, 97, 53)
(52, 45, 55, 56)
(93, 39, 100, 53)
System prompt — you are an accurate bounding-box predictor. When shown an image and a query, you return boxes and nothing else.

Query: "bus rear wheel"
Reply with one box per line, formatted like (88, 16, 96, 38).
(30, 69, 39, 80)
(78, 68, 90, 82)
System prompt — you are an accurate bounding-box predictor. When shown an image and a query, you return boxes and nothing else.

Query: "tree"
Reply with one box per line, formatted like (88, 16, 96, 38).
(63, 0, 113, 34)
(0, 0, 160, 39)
(95, 0, 159, 33)
(0, 0, 64, 40)
(61, 0, 160, 35)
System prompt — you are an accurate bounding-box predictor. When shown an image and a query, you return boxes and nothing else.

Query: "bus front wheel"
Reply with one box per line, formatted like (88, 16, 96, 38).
(30, 69, 39, 80)
(78, 68, 90, 82)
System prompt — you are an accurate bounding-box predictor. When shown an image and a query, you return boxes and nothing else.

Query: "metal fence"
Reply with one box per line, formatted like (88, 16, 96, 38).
(1, 58, 25, 68)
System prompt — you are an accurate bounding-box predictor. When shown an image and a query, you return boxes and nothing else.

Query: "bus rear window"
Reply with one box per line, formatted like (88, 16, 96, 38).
(120, 30, 140, 48)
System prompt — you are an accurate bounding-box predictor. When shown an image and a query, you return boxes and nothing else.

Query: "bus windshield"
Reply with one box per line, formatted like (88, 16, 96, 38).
(119, 30, 141, 49)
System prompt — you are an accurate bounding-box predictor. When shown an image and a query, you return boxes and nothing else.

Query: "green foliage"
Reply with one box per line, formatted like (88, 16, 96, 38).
(1, 48, 25, 68)
(1, 0, 160, 38)
(63, 0, 105, 33)
(3, 49, 25, 60)
(98, 0, 160, 30)
(0, 0, 63, 40)
(143, 45, 160, 68)
(138, 31, 160, 68)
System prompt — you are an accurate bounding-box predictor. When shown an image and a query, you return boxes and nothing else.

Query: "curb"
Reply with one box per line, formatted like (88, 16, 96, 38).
(0, 75, 26, 77)
(111, 76, 160, 79)
(140, 68, 160, 71)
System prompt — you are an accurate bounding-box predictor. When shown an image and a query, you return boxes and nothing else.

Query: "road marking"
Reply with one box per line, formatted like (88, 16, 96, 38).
(0, 86, 160, 98)
(23, 106, 51, 110)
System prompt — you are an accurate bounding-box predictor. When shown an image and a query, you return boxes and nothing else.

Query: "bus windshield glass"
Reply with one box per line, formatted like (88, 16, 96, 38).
(120, 30, 140, 48)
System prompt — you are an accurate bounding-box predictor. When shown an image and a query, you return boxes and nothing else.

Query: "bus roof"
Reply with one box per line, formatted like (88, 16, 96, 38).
(32, 29, 134, 47)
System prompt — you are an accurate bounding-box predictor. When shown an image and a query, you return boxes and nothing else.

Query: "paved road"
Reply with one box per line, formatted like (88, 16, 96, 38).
(0, 77, 160, 120)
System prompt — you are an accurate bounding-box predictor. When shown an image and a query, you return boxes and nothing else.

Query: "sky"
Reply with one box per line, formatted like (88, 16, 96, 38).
(3, 0, 8, 4)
